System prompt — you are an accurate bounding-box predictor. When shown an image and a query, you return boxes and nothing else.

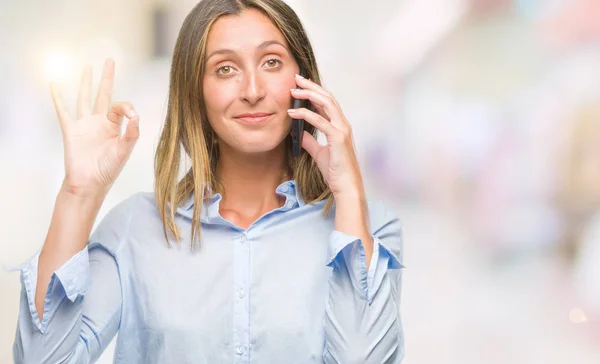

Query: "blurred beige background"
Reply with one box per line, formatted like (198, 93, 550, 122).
(1, 0, 600, 363)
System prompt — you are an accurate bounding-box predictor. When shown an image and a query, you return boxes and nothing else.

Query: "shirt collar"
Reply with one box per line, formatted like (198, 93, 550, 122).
(176, 179, 305, 223)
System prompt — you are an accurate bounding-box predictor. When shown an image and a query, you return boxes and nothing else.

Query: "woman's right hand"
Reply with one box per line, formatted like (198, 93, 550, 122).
(50, 58, 140, 198)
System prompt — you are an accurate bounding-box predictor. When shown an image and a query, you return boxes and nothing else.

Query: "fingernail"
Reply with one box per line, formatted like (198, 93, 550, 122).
(287, 109, 296, 113)
(295, 73, 304, 79)
(128, 110, 137, 118)
(291, 88, 300, 92)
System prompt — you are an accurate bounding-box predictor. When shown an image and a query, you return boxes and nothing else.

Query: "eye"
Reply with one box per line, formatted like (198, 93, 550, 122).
(216, 65, 235, 76)
(264, 58, 282, 68)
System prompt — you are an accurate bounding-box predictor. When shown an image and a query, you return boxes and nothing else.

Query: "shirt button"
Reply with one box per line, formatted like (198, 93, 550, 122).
(285, 201, 293, 208)
(239, 236, 247, 244)
(235, 345, 246, 355)
(238, 288, 245, 298)
(281, 185, 289, 192)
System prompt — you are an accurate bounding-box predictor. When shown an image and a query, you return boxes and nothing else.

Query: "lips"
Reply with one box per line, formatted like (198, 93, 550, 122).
(233, 113, 274, 125)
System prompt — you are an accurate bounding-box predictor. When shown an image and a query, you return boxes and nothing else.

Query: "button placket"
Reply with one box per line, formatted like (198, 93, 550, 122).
(233, 233, 250, 361)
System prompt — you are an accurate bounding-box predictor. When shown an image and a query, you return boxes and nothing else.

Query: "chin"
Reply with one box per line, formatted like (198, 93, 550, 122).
(232, 135, 288, 154)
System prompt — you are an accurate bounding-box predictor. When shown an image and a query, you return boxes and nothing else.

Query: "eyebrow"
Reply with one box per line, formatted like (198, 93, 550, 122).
(206, 40, 289, 62)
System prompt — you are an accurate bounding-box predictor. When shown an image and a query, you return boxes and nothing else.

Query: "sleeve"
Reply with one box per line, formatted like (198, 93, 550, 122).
(6, 194, 137, 364)
(322, 200, 405, 364)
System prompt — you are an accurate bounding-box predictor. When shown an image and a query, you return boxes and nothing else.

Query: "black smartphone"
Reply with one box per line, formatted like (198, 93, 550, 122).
(291, 67, 310, 158)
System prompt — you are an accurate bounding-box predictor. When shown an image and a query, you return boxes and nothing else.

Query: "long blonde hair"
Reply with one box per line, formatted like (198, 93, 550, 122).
(154, 0, 333, 249)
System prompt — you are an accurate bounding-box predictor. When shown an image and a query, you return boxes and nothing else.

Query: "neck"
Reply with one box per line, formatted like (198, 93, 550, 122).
(216, 141, 290, 216)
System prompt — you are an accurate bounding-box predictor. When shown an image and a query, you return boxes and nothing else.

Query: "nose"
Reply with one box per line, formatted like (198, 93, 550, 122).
(240, 70, 265, 105)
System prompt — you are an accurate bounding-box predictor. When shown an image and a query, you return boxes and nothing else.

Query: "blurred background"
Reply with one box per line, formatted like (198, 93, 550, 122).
(1, 0, 600, 362)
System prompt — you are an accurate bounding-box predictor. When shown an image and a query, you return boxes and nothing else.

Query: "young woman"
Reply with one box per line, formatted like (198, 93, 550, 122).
(10, 0, 405, 362)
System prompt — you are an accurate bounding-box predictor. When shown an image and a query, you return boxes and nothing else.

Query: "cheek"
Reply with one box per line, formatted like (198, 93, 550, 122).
(203, 80, 233, 114)
(268, 79, 296, 108)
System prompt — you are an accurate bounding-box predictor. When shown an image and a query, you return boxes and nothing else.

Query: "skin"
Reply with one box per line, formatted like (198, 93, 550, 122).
(32, 7, 377, 326)
(202, 9, 300, 228)
(203, 8, 374, 267)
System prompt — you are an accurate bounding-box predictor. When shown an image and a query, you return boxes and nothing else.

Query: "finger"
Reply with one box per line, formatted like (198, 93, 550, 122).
(311, 102, 328, 120)
(107, 102, 137, 126)
(290, 89, 348, 131)
(295, 73, 335, 100)
(287, 107, 338, 137)
(294, 75, 350, 127)
(117, 115, 140, 162)
(76, 65, 93, 120)
(296, 74, 333, 119)
(49, 82, 73, 131)
(289, 90, 328, 121)
(300, 130, 322, 159)
(93, 58, 115, 115)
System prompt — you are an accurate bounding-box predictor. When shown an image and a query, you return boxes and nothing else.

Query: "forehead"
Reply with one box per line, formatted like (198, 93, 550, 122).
(206, 8, 287, 52)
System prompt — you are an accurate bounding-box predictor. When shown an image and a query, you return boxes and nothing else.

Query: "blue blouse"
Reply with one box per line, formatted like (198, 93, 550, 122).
(8, 179, 405, 363)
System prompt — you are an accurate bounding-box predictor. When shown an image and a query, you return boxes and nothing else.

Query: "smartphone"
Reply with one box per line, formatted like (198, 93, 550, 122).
(291, 67, 310, 158)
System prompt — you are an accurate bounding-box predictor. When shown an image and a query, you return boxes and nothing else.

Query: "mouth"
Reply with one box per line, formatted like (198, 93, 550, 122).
(233, 113, 274, 125)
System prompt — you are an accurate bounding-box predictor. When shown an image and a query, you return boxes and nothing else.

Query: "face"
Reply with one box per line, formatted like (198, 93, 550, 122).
(202, 8, 300, 155)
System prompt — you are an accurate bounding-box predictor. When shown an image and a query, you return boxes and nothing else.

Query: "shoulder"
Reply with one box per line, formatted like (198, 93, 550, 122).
(89, 192, 151, 253)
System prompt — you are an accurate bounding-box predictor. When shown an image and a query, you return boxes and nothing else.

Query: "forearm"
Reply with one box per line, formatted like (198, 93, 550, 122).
(36, 181, 106, 321)
(323, 240, 404, 364)
(334, 189, 374, 270)
(325, 197, 406, 362)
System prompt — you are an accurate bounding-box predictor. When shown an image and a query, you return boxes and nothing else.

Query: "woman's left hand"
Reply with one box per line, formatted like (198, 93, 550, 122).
(287, 73, 365, 198)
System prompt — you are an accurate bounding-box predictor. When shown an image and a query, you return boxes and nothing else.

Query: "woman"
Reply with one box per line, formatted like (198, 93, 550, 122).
(10, 0, 405, 362)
